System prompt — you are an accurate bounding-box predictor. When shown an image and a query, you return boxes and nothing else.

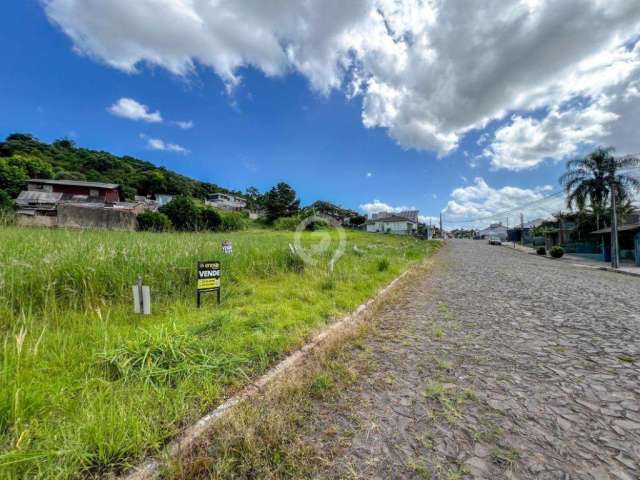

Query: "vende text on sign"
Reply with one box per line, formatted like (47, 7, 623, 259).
(197, 260, 221, 306)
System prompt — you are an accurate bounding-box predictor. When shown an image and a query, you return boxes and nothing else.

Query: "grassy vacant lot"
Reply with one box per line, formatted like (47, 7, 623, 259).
(0, 226, 440, 479)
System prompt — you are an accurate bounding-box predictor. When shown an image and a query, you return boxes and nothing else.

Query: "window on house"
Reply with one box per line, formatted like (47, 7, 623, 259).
(90, 189, 99, 197)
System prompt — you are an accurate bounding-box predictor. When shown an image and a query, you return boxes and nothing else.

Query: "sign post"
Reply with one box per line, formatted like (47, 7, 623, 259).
(132, 276, 151, 314)
(222, 240, 233, 255)
(197, 260, 221, 307)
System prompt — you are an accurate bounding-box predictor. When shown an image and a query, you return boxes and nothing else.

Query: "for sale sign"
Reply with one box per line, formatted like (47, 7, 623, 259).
(197, 261, 220, 292)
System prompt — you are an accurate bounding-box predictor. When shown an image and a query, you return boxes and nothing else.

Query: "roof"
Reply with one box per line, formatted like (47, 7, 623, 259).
(28, 179, 121, 189)
(522, 218, 544, 229)
(369, 214, 417, 224)
(15, 190, 63, 204)
(592, 224, 640, 234)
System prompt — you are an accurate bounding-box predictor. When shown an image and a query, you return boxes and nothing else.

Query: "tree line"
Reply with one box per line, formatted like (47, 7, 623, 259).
(0, 133, 364, 232)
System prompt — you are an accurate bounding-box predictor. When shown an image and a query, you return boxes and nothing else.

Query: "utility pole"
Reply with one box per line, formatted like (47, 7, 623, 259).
(439, 213, 443, 239)
(520, 213, 524, 246)
(610, 181, 619, 269)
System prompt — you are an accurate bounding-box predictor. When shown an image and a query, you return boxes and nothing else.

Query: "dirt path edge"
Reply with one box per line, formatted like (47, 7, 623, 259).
(120, 249, 441, 480)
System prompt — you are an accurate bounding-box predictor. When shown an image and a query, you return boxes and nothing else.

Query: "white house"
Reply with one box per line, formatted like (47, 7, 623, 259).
(477, 223, 508, 241)
(366, 214, 417, 235)
(205, 193, 247, 211)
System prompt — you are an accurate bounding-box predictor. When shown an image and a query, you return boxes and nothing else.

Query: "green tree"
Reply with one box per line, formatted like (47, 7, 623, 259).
(136, 211, 171, 232)
(0, 189, 13, 211)
(350, 215, 366, 226)
(0, 159, 29, 197)
(159, 196, 201, 231)
(560, 147, 640, 229)
(263, 182, 300, 221)
(200, 207, 222, 230)
(244, 186, 264, 210)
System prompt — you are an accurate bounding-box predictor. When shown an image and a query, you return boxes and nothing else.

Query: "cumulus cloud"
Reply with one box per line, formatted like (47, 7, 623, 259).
(47, 1, 640, 157)
(442, 177, 562, 227)
(485, 103, 619, 170)
(484, 42, 640, 169)
(359, 199, 415, 215)
(108, 97, 162, 123)
(140, 134, 189, 153)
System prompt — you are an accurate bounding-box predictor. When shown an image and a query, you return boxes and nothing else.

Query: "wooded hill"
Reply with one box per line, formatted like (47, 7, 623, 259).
(0, 133, 238, 200)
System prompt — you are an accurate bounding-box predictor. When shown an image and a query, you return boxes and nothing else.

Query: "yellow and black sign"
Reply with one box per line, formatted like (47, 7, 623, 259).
(197, 261, 221, 306)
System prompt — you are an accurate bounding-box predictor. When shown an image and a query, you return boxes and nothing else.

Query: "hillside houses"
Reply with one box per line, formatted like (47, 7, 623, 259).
(16, 179, 142, 230)
(205, 193, 247, 211)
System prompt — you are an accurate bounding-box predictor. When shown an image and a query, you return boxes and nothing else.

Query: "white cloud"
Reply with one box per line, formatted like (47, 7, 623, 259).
(442, 177, 561, 228)
(484, 42, 640, 170)
(366, 172, 373, 178)
(359, 199, 415, 215)
(108, 97, 162, 123)
(174, 120, 194, 129)
(47, 1, 640, 157)
(140, 134, 189, 154)
(485, 102, 619, 170)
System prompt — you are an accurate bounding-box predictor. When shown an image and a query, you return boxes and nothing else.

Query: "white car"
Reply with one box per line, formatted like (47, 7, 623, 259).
(487, 236, 502, 245)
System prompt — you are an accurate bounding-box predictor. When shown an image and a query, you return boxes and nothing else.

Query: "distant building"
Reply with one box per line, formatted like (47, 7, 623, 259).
(205, 193, 246, 211)
(27, 179, 123, 203)
(366, 214, 418, 235)
(477, 223, 508, 241)
(506, 218, 544, 244)
(16, 179, 141, 230)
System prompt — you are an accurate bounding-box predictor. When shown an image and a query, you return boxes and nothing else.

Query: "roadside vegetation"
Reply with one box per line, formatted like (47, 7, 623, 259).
(0, 226, 440, 479)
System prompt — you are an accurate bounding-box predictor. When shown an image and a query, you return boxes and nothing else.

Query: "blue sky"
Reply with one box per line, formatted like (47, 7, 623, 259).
(2, 1, 639, 227)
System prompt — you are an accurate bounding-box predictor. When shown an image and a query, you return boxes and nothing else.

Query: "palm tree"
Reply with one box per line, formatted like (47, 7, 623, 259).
(560, 147, 640, 230)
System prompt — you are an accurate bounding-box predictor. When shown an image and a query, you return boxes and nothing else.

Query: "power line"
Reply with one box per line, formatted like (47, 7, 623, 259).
(444, 189, 564, 224)
(441, 152, 640, 227)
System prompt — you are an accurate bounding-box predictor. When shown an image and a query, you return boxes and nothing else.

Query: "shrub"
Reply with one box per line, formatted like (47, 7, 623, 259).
(273, 216, 301, 231)
(536, 246, 546, 256)
(305, 219, 332, 231)
(549, 245, 564, 258)
(159, 195, 201, 231)
(136, 211, 171, 232)
(200, 207, 222, 230)
(220, 211, 248, 231)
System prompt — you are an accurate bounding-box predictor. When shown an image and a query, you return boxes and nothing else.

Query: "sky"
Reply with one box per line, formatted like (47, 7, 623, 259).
(2, 0, 640, 228)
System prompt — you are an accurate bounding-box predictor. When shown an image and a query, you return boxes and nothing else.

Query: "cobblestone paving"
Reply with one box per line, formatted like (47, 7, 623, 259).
(304, 240, 640, 479)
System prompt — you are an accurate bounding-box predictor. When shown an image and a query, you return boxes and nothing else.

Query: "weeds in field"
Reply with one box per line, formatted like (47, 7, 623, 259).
(0, 227, 440, 478)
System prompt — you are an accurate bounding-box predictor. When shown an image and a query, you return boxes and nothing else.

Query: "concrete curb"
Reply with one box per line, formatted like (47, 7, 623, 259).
(504, 244, 640, 279)
(121, 256, 434, 480)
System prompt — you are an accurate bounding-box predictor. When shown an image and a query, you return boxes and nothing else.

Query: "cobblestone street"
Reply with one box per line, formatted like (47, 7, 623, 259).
(303, 240, 640, 479)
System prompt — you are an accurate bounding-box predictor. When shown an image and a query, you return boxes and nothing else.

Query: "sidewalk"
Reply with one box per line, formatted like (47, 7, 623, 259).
(506, 242, 640, 277)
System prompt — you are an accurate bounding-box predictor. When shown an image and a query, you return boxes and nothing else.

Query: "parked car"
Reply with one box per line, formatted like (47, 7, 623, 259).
(487, 236, 502, 245)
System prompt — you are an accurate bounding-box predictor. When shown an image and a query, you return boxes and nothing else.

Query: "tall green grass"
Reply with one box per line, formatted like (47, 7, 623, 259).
(0, 226, 440, 479)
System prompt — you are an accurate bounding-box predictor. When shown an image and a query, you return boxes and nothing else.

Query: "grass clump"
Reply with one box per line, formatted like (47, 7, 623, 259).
(377, 258, 390, 272)
(490, 446, 520, 468)
(96, 329, 247, 387)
